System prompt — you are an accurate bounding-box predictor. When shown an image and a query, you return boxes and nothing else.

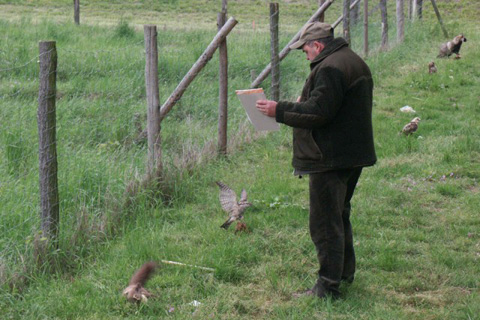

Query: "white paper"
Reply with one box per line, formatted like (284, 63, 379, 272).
(236, 88, 280, 131)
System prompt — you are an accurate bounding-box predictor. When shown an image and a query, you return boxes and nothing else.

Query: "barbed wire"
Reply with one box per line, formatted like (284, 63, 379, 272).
(0, 51, 46, 73)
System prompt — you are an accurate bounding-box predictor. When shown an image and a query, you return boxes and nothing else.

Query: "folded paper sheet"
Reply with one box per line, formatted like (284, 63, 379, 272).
(236, 88, 280, 131)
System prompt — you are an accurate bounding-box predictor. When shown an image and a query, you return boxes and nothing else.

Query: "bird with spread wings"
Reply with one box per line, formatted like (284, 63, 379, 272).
(216, 181, 252, 229)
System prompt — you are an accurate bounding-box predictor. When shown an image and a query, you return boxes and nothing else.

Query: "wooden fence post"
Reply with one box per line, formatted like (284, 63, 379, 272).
(408, 0, 413, 20)
(343, 0, 351, 44)
(417, 0, 423, 20)
(144, 25, 162, 176)
(412, 0, 417, 20)
(380, 0, 388, 50)
(217, 11, 228, 156)
(364, 0, 368, 58)
(413, 0, 423, 20)
(350, 1, 359, 25)
(74, 0, 80, 25)
(430, 0, 449, 38)
(250, 70, 257, 83)
(270, 3, 280, 102)
(332, 0, 361, 29)
(396, 0, 405, 43)
(38, 41, 59, 246)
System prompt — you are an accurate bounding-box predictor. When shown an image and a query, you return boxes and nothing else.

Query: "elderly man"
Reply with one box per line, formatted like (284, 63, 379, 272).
(256, 22, 376, 299)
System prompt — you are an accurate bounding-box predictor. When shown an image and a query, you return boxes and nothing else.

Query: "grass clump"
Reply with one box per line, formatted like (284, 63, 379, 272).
(113, 19, 135, 39)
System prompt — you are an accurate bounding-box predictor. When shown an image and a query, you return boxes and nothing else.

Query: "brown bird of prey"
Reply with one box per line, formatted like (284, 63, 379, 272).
(428, 62, 437, 74)
(123, 261, 157, 303)
(401, 117, 421, 135)
(216, 181, 252, 229)
(438, 34, 467, 59)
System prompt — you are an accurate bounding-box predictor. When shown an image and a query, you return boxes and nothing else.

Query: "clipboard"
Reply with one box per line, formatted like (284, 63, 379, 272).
(235, 88, 280, 131)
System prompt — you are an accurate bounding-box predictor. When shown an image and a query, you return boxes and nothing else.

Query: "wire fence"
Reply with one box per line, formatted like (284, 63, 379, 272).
(0, 0, 433, 275)
(0, 20, 274, 269)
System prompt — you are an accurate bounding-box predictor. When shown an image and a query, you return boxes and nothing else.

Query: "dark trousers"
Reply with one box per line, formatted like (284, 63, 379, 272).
(308, 167, 363, 295)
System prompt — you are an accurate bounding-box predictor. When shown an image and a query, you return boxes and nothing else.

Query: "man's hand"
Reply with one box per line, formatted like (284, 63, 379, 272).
(256, 99, 277, 118)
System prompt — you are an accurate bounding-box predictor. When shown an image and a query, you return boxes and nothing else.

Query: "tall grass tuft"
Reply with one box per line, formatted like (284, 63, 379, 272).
(114, 19, 135, 39)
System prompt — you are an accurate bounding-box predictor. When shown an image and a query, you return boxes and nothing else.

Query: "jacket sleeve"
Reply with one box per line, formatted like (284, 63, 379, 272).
(275, 66, 346, 129)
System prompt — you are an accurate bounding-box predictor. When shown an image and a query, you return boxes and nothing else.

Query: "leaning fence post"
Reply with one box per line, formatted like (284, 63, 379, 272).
(217, 11, 228, 156)
(74, 0, 80, 25)
(318, 0, 326, 22)
(144, 25, 162, 177)
(270, 3, 280, 102)
(159, 17, 238, 120)
(38, 41, 59, 246)
(396, 0, 405, 43)
(430, 0, 449, 38)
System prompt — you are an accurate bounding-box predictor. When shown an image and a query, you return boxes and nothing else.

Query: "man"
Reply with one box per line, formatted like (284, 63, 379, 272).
(256, 22, 376, 299)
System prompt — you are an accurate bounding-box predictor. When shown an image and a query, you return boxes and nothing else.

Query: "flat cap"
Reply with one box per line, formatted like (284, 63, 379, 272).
(289, 22, 333, 50)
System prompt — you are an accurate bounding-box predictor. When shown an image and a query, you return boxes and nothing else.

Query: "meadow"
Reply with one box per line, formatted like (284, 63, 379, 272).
(1, 0, 479, 319)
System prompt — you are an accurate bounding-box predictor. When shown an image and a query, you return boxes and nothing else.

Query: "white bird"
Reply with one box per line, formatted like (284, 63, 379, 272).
(401, 117, 421, 135)
(216, 181, 252, 229)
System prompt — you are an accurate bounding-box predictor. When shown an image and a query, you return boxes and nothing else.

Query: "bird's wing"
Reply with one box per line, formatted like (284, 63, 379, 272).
(216, 181, 238, 214)
(240, 189, 248, 202)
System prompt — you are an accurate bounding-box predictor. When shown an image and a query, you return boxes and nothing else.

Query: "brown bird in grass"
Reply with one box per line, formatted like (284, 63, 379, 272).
(401, 117, 421, 135)
(216, 181, 252, 229)
(428, 62, 437, 74)
(123, 261, 157, 303)
(438, 34, 467, 59)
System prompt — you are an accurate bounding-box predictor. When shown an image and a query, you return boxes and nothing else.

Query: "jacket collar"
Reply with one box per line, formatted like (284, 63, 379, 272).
(310, 37, 348, 69)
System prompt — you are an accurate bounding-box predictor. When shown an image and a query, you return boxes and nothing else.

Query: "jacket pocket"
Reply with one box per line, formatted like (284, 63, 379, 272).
(293, 128, 323, 161)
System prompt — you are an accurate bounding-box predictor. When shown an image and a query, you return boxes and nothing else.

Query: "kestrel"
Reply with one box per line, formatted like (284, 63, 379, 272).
(216, 181, 252, 229)
(401, 117, 421, 135)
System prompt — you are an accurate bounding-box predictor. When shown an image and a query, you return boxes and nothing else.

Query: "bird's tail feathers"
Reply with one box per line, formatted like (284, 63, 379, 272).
(129, 261, 157, 286)
(221, 219, 233, 229)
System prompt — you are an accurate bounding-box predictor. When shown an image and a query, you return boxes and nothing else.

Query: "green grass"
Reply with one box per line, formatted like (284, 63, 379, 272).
(1, 0, 480, 319)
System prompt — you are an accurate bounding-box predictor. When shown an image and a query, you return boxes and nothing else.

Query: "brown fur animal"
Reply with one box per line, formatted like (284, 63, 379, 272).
(428, 62, 437, 74)
(123, 261, 157, 303)
(438, 34, 467, 59)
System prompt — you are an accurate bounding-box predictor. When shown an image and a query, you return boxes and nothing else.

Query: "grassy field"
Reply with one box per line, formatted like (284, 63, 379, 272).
(1, 0, 479, 319)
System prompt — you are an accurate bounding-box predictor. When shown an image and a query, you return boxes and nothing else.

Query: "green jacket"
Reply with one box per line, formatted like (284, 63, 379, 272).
(276, 38, 376, 171)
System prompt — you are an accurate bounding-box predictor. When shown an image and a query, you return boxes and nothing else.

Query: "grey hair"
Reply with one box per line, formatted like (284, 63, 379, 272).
(306, 36, 334, 47)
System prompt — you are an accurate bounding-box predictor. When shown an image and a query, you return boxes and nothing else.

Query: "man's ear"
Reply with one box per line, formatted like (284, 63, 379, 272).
(315, 41, 325, 53)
